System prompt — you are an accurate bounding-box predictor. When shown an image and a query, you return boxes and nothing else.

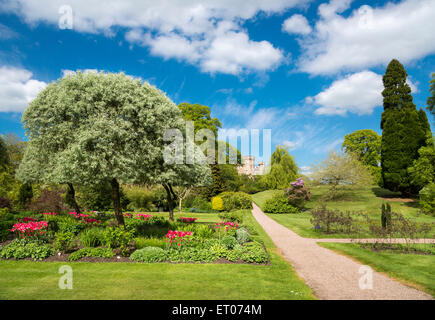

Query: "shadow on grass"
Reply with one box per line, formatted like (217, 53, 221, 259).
(371, 187, 403, 198)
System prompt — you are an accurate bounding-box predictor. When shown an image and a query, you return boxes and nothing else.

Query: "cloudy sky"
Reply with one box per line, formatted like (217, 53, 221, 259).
(0, 0, 434, 172)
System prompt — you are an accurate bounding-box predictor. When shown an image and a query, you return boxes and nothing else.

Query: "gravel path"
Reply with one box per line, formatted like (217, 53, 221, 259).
(251, 202, 433, 300)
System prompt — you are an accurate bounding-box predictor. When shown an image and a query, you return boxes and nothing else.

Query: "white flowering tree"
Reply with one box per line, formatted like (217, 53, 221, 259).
(17, 71, 199, 225)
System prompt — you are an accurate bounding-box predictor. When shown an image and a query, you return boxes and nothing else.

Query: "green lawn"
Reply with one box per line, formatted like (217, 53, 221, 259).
(319, 242, 435, 297)
(252, 186, 435, 238)
(0, 210, 315, 300)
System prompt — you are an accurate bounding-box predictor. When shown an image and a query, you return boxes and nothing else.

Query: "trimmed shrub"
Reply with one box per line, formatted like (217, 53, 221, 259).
(263, 196, 299, 214)
(191, 196, 213, 212)
(219, 192, 252, 211)
(130, 246, 167, 262)
(211, 196, 224, 211)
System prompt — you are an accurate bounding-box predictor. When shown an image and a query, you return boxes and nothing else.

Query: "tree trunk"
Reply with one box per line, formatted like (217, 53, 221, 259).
(179, 198, 182, 212)
(111, 178, 125, 226)
(67, 183, 81, 214)
(163, 183, 176, 221)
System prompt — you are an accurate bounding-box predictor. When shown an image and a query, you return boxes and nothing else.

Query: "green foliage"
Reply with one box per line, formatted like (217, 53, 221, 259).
(76, 182, 129, 211)
(57, 217, 86, 235)
(219, 164, 242, 192)
(381, 203, 392, 229)
(191, 196, 213, 211)
(408, 134, 435, 190)
(225, 244, 244, 262)
(381, 59, 431, 195)
(236, 228, 250, 244)
(342, 129, 382, 185)
(134, 237, 167, 249)
(201, 164, 224, 200)
(426, 73, 435, 119)
(124, 185, 155, 211)
(211, 196, 224, 211)
(103, 227, 134, 255)
(218, 191, 252, 211)
(178, 102, 222, 136)
(68, 247, 115, 261)
(238, 175, 267, 194)
(312, 151, 374, 200)
(419, 183, 435, 215)
(130, 247, 168, 262)
(167, 246, 218, 263)
(262, 146, 298, 189)
(221, 235, 237, 250)
(80, 228, 105, 247)
(263, 195, 299, 214)
(218, 210, 244, 223)
(53, 232, 75, 253)
(0, 135, 9, 169)
(17, 183, 33, 208)
(240, 241, 268, 263)
(0, 239, 53, 261)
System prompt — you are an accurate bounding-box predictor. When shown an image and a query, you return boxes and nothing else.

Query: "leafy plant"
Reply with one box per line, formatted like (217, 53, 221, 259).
(134, 237, 167, 249)
(53, 231, 75, 253)
(240, 241, 268, 263)
(221, 235, 237, 249)
(68, 247, 115, 261)
(80, 228, 105, 247)
(218, 210, 244, 223)
(130, 247, 167, 262)
(236, 228, 250, 244)
(283, 178, 311, 209)
(218, 191, 252, 211)
(381, 203, 392, 229)
(103, 227, 134, 256)
(0, 239, 53, 261)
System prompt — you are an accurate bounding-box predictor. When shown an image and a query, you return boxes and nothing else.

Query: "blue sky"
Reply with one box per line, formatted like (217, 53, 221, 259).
(0, 0, 434, 173)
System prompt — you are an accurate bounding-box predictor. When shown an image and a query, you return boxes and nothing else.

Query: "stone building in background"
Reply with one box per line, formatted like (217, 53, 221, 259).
(237, 156, 264, 176)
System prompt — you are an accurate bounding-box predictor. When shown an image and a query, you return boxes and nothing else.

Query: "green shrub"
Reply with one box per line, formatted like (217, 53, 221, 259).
(57, 217, 86, 235)
(80, 228, 105, 247)
(240, 241, 268, 263)
(419, 183, 435, 215)
(130, 246, 167, 262)
(68, 247, 115, 261)
(134, 237, 167, 249)
(236, 228, 250, 244)
(191, 196, 213, 211)
(209, 243, 229, 258)
(54, 231, 75, 253)
(263, 195, 299, 214)
(218, 210, 244, 223)
(103, 227, 134, 256)
(172, 223, 214, 240)
(0, 239, 53, 261)
(221, 235, 237, 249)
(219, 192, 252, 211)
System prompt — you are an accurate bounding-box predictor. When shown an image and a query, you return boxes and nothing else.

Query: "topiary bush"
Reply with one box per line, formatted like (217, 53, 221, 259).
(219, 191, 252, 211)
(263, 195, 299, 214)
(130, 246, 168, 262)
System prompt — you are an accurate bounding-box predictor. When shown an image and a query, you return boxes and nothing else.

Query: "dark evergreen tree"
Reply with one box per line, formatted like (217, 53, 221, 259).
(380, 59, 431, 195)
(17, 183, 33, 207)
(427, 73, 434, 120)
(0, 135, 9, 170)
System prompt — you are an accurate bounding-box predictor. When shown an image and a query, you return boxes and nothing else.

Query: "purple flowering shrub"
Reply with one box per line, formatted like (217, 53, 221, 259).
(284, 178, 311, 209)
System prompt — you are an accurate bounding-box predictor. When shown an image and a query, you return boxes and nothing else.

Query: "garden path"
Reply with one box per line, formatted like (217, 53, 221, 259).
(251, 202, 433, 300)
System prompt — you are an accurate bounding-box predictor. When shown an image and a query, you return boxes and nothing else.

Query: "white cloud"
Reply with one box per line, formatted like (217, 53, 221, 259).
(1, 0, 308, 75)
(311, 71, 383, 116)
(282, 14, 312, 35)
(0, 66, 46, 112)
(296, 0, 435, 75)
(0, 23, 18, 39)
(310, 70, 420, 116)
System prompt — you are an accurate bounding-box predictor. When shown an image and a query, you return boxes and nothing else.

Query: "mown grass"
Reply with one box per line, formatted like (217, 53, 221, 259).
(319, 242, 435, 297)
(252, 186, 435, 238)
(0, 210, 315, 300)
